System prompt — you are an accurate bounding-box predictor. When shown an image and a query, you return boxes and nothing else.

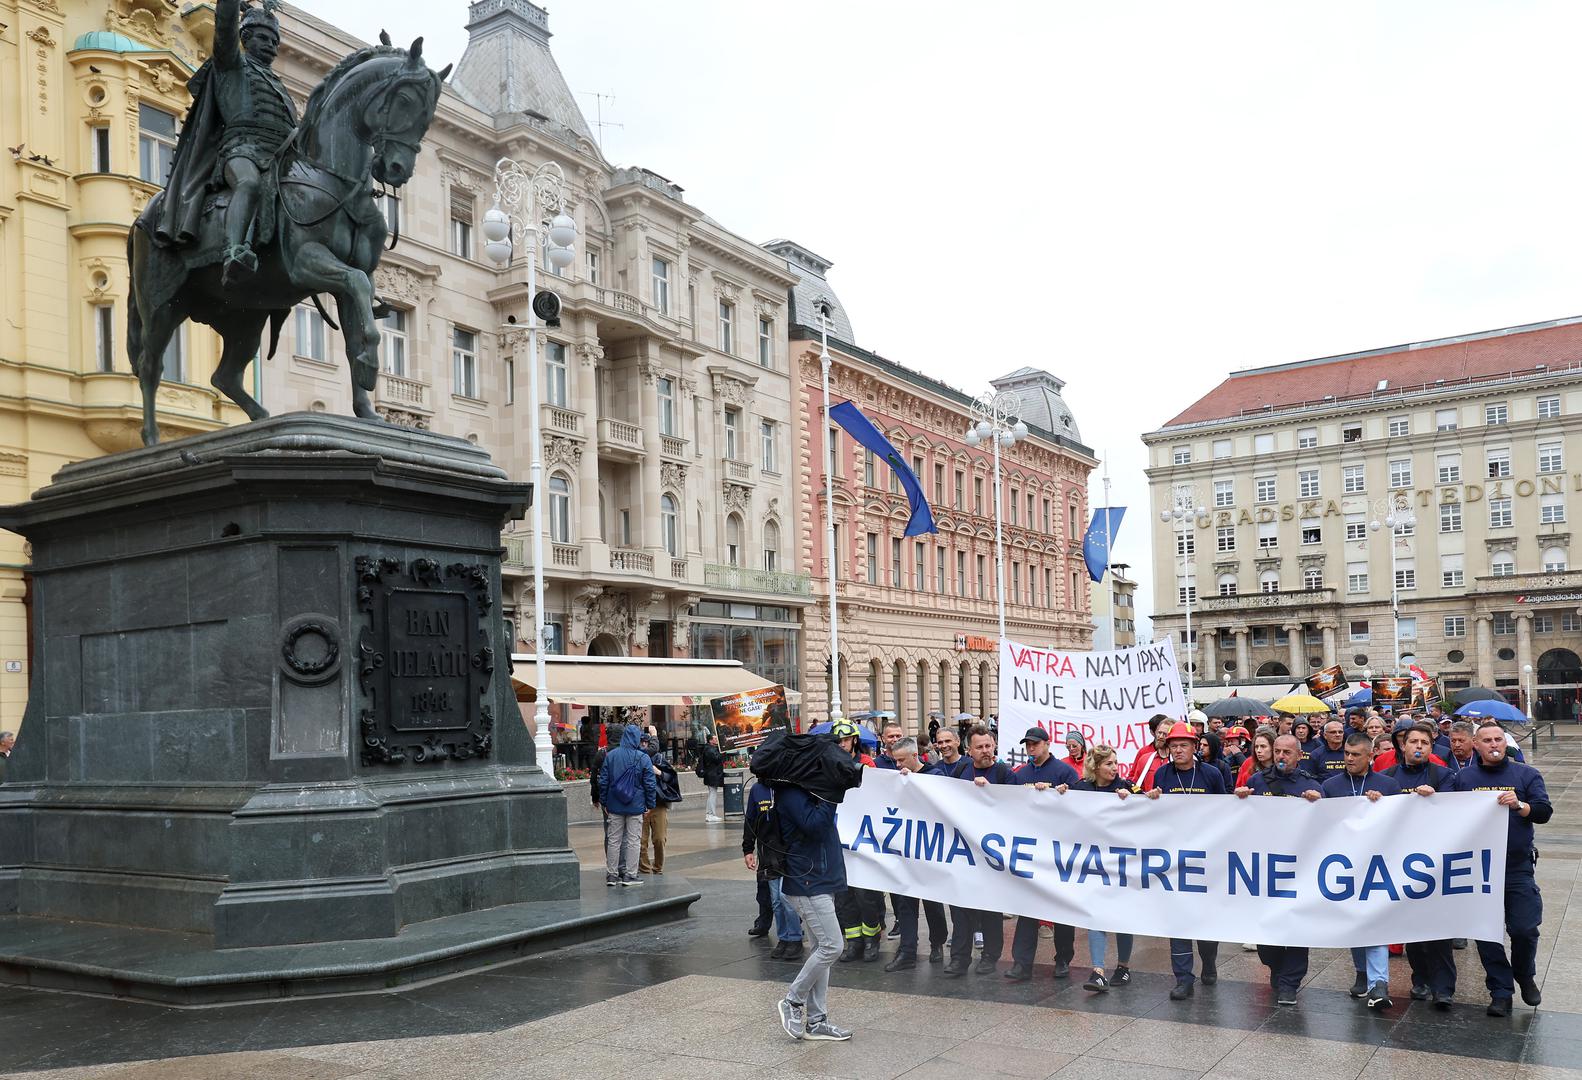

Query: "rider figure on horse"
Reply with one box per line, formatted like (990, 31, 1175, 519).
(153, 0, 298, 284)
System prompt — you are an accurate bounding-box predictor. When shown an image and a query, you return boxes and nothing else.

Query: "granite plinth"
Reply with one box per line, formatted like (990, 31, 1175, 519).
(0, 871, 700, 1005)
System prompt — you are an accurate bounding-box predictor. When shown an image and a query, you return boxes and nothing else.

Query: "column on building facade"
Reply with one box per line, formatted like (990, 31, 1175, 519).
(1233, 628, 1250, 679)
(637, 340, 663, 556)
(574, 341, 602, 544)
(1475, 615, 1494, 688)
(1516, 611, 1534, 693)
(1198, 626, 1216, 683)
(1321, 624, 1338, 668)
(1284, 623, 1305, 676)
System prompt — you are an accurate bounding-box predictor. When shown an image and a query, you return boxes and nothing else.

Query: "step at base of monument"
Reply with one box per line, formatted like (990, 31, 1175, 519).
(0, 871, 698, 1006)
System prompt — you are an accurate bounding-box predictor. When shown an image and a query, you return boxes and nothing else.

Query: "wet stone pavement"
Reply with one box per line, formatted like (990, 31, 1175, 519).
(7, 732, 1582, 1079)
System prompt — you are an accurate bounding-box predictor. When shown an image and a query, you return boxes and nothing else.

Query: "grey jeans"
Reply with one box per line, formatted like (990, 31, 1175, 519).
(604, 813, 642, 879)
(785, 892, 842, 1023)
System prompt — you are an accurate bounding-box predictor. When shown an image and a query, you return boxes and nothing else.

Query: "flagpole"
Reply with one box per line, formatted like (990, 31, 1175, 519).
(1103, 455, 1115, 651)
(818, 304, 845, 723)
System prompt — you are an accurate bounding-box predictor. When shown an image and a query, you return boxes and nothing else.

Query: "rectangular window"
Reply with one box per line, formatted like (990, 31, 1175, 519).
(1213, 439, 1233, 459)
(1444, 616, 1467, 638)
(1538, 395, 1561, 420)
(1440, 502, 1462, 533)
(163, 328, 186, 385)
(761, 420, 778, 472)
(449, 192, 473, 259)
(1219, 577, 1237, 597)
(1347, 563, 1368, 593)
(542, 341, 568, 407)
(378, 308, 407, 376)
(1177, 530, 1195, 556)
(976, 554, 987, 597)
(1216, 526, 1235, 552)
(718, 300, 734, 354)
(1011, 561, 1021, 601)
(451, 327, 478, 398)
(1388, 417, 1410, 437)
(1540, 441, 1564, 473)
(1345, 516, 1367, 542)
(1342, 424, 1363, 443)
(295, 304, 327, 362)
(954, 470, 965, 509)
(933, 464, 945, 505)
(375, 190, 400, 237)
(1541, 493, 1566, 524)
(651, 257, 670, 314)
(1486, 447, 1511, 479)
(1255, 476, 1276, 503)
(1493, 555, 1515, 577)
(137, 103, 177, 184)
(1044, 567, 1054, 604)
(1442, 554, 1464, 588)
(1178, 584, 1198, 604)
(915, 540, 925, 590)
(93, 302, 114, 372)
(1494, 612, 1516, 636)
(1395, 563, 1416, 590)
(827, 427, 839, 476)
(1388, 459, 1412, 489)
(1486, 402, 1508, 426)
(974, 477, 984, 515)
(1301, 522, 1321, 545)
(1253, 433, 1275, 455)
(1214, 479, 1233, 507)
(1565, 613, 1582, 632)
(1297, 427, 1317, 449)
(757, 317, 772, 367)
(1299, 469, 1320, 498)
(503, 352, 515, 406)
(585, 249, 600, 285)
(1305, 568, 1324, 590)
(1042, 498, 1051, 532)
(1437, 454, 1461, 484)
(956, 551, 966, 595)
(866, 533, 878, 584)
(891, 537, 902, 587)
(723, 407, 741, 460)
(1350, 619, 1369, 641)
(1489, 497, 1513, 529)
(656, 376, 676, 436)
(1436, 408, 1458, 432)
(936, 545, 946, 593)
(1535, 614, 1555, 634)
(1342, 464, 1366, 493)
(1545, 551, 1568, 572)
(1261, 575, 1279, 594)
(91, 125, 111, 173)
(864, 449, 876, 488)
(1257, 522, 1278, 549)
(1399, 617, 1417, 640)
(1009, 488, 1019, 524)
(1172, 446, 1191, 465)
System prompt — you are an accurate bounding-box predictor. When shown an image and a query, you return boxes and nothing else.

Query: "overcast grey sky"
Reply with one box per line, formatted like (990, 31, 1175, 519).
(314, 0, 1582, 636)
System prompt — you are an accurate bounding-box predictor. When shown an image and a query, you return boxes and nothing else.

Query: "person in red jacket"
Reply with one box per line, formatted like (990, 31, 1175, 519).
(1235, 727, 1276, 788)
(1373, 717, 1447, 772)
(1127, 714, 1176, 784)
(1062, 730, 1087, 778)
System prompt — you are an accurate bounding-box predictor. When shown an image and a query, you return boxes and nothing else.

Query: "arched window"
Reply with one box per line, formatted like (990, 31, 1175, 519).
(763, 519, 780, 572)
(868, 658, 883, 712)
(660, 493, 679, 557)
(978, 661, 991, 718)
(1259, 570, 1279, 593)
(548, 474, 571, 543)
(1543, 547, 1568, 573)
(958, 661, 970, 717)
(1492, 551, 1516, 577)
(1303, 567, 1322, 590)
(1218, 573, 1238, 597)
(892, 660, 905, 726)
(916, 660, 929, 723)
(938, 663, 949, 718)
(725, 514, 742, 567)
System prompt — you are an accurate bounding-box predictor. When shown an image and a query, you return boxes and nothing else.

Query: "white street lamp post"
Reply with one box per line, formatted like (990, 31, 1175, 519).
(1523, 662, 1535, 722)
(1368, 508, 1416, 676)
(1160, 497, 1206, 699)
(964, 395, 1028, 646)
(483, 157, 576, 772)
(816, 302, 844, 723)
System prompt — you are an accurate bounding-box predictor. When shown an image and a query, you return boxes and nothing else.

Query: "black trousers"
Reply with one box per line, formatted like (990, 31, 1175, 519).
(1010, 917, 1074, 969)
(892, 893, 948, 957)
(1258, 944, 1309, 994)
(1405, 939, 1456, 997)
(753, 878, 774, 930)
(949, 906, 1003, 963)
(835, 885, 885, 939)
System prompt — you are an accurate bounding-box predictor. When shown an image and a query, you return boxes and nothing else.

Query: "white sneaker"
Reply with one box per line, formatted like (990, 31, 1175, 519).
(803, 1018, 852, 1041)
(705, 814, 723, 823)
(974, 932, 984, 950)
(778, 997, 805, 1041)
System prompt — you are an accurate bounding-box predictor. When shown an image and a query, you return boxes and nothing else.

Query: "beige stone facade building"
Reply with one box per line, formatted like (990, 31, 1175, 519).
(1145, 317, 1582, 719)
(781, 242, 1097, 734)
(1092, 568, 1137, 649)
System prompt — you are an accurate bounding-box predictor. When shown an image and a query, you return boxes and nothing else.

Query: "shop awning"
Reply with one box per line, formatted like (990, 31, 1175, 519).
(509, 655, 801, 707)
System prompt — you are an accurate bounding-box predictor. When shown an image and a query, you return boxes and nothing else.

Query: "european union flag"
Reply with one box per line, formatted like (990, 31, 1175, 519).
(1083, 507, 1126, 582)
(829, 401, 937, 537)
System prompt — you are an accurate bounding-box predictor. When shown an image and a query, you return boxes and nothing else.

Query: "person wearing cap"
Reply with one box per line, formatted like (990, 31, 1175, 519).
(1005, 727, 1080, 982)
(1302, 718, 1349, 779)
(1234, 733, 1321, 1004)
(1144, 721, 1225, 999)
(1187, 708, 1209, 733)
(1220, 727, 1250, 777)
(1320, 732, 1401, 1010)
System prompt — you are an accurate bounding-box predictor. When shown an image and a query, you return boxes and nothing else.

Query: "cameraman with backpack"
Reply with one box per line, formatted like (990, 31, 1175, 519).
(598, 724, 657, 886)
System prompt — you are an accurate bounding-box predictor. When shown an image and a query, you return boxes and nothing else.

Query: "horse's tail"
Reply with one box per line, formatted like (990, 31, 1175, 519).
(266, 309, 288, 360)
(126, 228, 142, 377)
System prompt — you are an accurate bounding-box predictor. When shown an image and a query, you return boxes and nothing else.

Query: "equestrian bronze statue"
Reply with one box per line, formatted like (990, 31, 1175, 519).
(130, 0, 449, 446)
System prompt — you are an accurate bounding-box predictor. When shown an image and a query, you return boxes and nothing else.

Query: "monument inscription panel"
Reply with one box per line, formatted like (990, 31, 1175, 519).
(355, 555, 495, 765)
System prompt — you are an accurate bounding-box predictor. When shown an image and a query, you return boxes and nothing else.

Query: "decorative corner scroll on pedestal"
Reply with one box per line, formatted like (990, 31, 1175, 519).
(353, 554, 496, 767)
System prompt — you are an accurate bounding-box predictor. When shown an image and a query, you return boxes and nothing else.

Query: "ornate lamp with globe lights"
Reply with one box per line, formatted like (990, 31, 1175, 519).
(1160, 494, 1208, 698)
(963, 396, 1028, 645)
(483, 157, 576, 771)
(1367, 507, 1417, 676)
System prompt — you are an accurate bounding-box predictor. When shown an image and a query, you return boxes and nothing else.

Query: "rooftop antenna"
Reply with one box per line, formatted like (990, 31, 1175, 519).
(579, 91, 623, 152)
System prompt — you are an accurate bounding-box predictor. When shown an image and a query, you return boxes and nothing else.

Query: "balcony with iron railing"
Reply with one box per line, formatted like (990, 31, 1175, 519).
(704, 563, 813, 598)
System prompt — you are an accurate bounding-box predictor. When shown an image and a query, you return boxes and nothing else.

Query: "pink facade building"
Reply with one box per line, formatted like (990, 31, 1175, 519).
(767, 241, 1097, 733)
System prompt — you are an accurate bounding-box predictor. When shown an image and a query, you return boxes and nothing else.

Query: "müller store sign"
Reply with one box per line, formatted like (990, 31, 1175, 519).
(1166, 475, 1580, 530)
(956, 634, 996, 652)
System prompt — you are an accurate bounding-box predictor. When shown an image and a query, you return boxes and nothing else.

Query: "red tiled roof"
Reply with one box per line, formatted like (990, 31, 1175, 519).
(1163, 317, 1582, 427)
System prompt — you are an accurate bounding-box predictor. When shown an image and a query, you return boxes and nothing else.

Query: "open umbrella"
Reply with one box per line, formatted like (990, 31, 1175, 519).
(1203, 698, 1271, 719)
(953, 712, 976, 721)
(806, 720, 879, 748)
(1343, 688, 1373, 708)
(1451, 687, 1503, 708)
(1454, 699, 1525, 725)
(1270, 693, 1332, 715)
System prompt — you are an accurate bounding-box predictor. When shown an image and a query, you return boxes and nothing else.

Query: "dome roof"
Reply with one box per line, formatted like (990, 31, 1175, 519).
(72, 30, 158, 53)
(763, 239, 855, 342)
(991, 366, 1082, 441)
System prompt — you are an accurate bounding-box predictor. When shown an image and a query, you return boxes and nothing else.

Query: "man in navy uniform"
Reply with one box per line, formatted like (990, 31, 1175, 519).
(1004, 727, 1080, 981)
(940, 725, 1016, 978)
(1145, 720, 1226, 999)
(1451, 723, 1552, 1016)
(1320, 733, 1401, 1009)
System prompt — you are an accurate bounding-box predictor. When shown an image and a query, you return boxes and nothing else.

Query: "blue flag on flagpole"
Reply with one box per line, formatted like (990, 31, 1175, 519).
(1083, 507, 1126, 582)
(829, 401, 937, 537)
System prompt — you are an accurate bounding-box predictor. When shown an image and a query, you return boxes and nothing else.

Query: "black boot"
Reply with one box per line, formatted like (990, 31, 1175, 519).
(1349, 971, 1368, 998)
(862, 936, 882, 962)
(884, 953, 916, 973)
(778, 940, 804, 962)
(748, 922, 770, 938)
(928, 946, 945, 964)
(838, 939, 863, 963)
(1519, 977, 1542, 1007)
(1487, 997, 1512, 1018)
(942, 956, 970, 977)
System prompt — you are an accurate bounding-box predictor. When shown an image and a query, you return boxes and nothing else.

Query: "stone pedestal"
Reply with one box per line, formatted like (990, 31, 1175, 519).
(0, 415, 581, 949)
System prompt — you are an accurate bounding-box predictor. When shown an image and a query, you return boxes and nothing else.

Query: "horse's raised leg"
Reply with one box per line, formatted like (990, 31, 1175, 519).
(289, 240, 382, 420)
(211, 313, 272, 421)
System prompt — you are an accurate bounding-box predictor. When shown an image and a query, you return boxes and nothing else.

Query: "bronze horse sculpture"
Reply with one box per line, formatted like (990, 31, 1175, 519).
(129, 33, 448, 446)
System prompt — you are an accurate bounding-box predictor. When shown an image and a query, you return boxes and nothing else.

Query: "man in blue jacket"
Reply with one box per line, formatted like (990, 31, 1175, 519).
(1303, 718, 1348, 779)
(1005, 727, 1080, 981)
(1144, 720, 1225, 999)
(942, 725, 1016, 978)
(776, 741, 854, 1043)
(1452, 723, 1553, 1017)
(1320, 732, 1401, 1009)
(598, 724, 657, 887)
(1234, 732, 1321, 1005)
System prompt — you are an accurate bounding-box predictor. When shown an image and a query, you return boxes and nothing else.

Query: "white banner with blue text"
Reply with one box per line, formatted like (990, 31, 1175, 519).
(997, 638, 1184, 760)
(838, 769, 1509, 948)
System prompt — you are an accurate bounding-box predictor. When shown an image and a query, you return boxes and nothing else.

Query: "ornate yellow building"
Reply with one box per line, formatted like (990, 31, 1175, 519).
(0, 0, 249, 729)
